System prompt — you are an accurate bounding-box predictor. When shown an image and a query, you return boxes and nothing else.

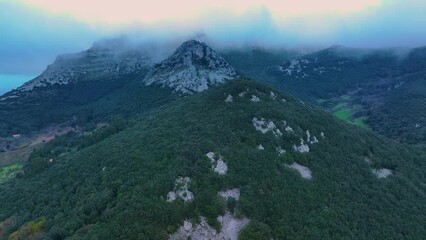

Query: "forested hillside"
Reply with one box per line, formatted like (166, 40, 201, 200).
(226, 46, 426, 145)
(1, 79, 425, 239)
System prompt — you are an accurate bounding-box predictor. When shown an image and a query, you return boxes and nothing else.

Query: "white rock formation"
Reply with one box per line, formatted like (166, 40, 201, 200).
(225, 94, 233, 102)
(143, 40, 238, 94)
(285, 126, 294, 132)
(372, 168, 393, 178)
(206, 152, 228, 175)
(217, 212, 250, 240)
(215, 160, 228, 175)
(167, 177, 194, 202)
(170, 213, 249, 240)
(169, 217, 217, 240)
(257, 144, 265, 150)
(252, 117, 282, 137)
(276, 147, 286, 156)
(278, 58, 310, 76)
(286, 163, 312, 179)
(270, 91, 277, 100)
(293, 139, 310, 153)
(306, 130, 319, 144)
(250, 95, 260, 102)
(218, 188, 240, 201)
(282, 121, 294, 133)
(238, 89, 249, 97)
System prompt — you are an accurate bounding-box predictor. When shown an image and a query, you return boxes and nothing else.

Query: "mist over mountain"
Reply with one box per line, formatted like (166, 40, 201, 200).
(3, 0, 426, 75)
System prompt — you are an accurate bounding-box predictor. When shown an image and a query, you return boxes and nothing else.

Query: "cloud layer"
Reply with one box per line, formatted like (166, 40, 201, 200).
(1, 0, 426, 74)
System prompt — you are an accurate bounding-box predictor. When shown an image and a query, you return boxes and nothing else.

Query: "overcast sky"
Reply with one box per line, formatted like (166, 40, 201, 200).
(1, 0, 426, 75)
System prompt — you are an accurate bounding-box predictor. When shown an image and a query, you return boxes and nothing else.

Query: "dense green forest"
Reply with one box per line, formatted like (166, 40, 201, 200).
(1, 79, 425, 239)
(0, 76, 178, 136)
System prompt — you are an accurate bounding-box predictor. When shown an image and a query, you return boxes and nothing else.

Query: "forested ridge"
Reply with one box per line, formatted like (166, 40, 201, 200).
(1, 79, 425, 239)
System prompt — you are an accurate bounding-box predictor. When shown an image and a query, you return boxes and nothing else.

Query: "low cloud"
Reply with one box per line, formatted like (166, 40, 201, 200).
(1, 0, 426, 74)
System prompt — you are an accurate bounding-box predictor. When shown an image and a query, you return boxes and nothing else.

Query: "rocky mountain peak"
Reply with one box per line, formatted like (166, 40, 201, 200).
(143, 40, 238, 94)
(16, 38, 152, 92)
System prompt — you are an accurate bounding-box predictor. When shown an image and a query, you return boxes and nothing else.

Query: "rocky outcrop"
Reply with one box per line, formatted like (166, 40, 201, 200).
(143, 40, 238, 94)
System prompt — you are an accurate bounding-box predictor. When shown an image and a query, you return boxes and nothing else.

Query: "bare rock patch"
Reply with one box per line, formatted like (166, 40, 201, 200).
(252, 117, 282, 137)
(169, 212, 249, 240)
(372, 168, 393, 178)
(206, 152, 228, 175)
(218, 188, 240, 201)
(167, 177, 194, 202)
(286, 162, 312, 179)
(225, 94, 233, 102)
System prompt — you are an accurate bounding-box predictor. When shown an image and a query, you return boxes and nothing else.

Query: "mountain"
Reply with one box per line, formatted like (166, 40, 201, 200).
(143, 40, 238, 94)
(0, 39, 241, 172)
(15, 38, 151, 93)
(0, 39, 171, 136)
(228, 45, 426, 144)
(0, 39, 240, 137)
(1, 79, 425, 239)
(274, 46, 426, 144)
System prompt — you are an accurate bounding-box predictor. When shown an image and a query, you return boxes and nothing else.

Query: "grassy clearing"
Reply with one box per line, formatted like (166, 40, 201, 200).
(334, 108, 353, 122)
(332, 100, 370, 130)
(0, 143, 40, 168)
(353, 117, 370, 130)
(0, 163, 23, 184)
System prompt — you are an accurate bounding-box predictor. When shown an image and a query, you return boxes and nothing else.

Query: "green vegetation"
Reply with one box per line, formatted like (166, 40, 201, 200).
(334, 107, 352, 120)
(0, 163, 23, 184)
(353, 116, 370, 130)
(332, 98, 370, 130)
(0, 76, 178, 137)
(239, 221, 272, 240)
(0, 144, 39, 168)
(8, 218, 47, 240)
(0, 79, 425, 239)
(223, 48, 297, 87)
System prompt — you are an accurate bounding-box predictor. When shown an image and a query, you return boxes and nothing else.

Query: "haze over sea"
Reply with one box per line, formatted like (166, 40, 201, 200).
(0, 74, 34, 95)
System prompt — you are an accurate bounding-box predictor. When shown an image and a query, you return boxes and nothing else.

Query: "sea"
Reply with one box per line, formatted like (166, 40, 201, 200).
(0, 74, 35, 95)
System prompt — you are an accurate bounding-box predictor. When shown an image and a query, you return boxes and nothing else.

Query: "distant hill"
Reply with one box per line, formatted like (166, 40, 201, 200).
(227, 45, 426, 144)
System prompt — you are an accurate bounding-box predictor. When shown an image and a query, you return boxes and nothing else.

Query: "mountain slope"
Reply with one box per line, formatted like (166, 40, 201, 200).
(229, 45, 426, 144)
(273, 46, 426, 144)
(0, 38, 180, 137)
(222, 47, 298, 86)
(143, 40, 238, 94)
(0, 79, 425, 239)
(12, 38, 151, 94)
